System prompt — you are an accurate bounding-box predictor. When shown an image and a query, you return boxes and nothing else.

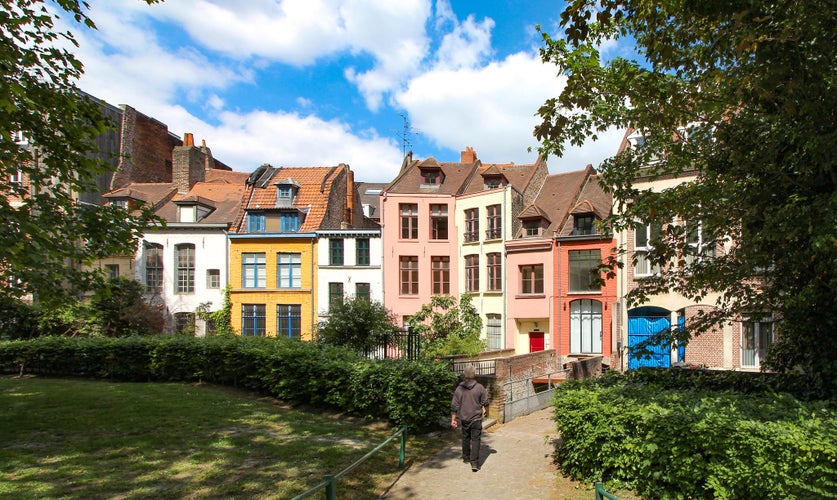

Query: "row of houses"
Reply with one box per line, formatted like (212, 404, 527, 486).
(9, 98, 771, 373)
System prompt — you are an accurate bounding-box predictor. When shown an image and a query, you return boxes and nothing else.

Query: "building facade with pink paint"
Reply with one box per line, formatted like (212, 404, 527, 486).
(379, 149, 480, 326)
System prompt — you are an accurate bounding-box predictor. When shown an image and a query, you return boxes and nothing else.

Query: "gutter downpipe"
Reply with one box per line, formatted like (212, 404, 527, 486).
(555, 239, 561, 359)
(503, 186, 508, 350)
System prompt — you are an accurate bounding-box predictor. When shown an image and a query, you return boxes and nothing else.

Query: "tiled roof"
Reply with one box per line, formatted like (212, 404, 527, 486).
(103, 183, 177, 209)
(521, 166, 592, 236)
(157, 176, 248, 225)
(461, 158, 544, 195)
(556, 174, 613, 237)
(384, 157, 478, 196)
(233, 165, 346, 233)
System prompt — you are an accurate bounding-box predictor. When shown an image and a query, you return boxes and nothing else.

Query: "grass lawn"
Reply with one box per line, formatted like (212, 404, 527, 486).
(0, 376, 447, 499)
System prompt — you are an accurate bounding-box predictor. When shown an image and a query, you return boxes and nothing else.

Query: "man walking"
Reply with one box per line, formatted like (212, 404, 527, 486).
(450, 365, 489, 471)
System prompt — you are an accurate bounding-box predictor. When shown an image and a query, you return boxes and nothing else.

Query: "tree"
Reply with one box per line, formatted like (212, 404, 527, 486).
(195, 285, 234, 337)
(536, 1, 837, 392)
(408, 294, 485, 358)
(39, 276, 164, 336)
(1, 0, 158, 304)
(317, 296, 399, 354)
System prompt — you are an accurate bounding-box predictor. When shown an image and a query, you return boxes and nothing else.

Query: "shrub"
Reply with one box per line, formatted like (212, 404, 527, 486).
(0, 336, 457, 431)
(553, 370, 837, 498)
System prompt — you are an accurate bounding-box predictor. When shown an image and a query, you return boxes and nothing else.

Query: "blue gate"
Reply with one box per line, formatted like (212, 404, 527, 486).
(627, 315, 672, 369)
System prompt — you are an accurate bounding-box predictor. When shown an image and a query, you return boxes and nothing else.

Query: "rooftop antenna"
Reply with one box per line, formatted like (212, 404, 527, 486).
(396, 113, 421, 156)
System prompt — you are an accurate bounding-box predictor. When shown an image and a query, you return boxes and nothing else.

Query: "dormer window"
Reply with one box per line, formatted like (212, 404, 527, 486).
(522, 219, 545, 237)
(419, 167, 444, 187)
(484, 176, 502, 190)
(179, 205, 196, 223)
(110, 199, 129, 209)
(274, 178, 300, 206)
(573, 213, 596, 236)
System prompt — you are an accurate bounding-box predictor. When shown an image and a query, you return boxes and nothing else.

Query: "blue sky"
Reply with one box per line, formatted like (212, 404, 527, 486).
(67, 0, 626, 183)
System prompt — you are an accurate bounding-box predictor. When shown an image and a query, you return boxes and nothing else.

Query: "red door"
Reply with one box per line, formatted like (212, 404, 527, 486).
(529, 332, 545, 352)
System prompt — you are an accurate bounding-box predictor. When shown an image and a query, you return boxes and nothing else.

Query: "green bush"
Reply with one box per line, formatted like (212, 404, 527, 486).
(554, 370, 837, 498)
(0, 336, 457, 431)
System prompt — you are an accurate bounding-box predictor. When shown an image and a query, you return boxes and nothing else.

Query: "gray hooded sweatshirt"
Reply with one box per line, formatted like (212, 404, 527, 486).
(451, 379, 489, 423)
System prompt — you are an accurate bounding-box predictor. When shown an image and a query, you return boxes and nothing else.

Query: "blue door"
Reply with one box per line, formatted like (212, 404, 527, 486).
(628, 315, 672, 369)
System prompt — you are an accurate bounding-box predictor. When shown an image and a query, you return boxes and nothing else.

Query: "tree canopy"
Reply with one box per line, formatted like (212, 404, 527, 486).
(408, 294, 485, 358)
(1, 0, 158, 304)
(536, 0, 836, 391)
(317, 296, 399, 354)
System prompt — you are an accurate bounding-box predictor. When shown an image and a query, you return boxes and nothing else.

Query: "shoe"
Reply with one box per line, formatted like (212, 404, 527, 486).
(462, 458, 470, 463)
(471, 464, 480, 472)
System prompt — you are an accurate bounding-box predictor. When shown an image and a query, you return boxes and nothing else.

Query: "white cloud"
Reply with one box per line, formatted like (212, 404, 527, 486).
(397, 52, 623, 172)
(199, 110, 405, 182)
(434, 15, 495, 70)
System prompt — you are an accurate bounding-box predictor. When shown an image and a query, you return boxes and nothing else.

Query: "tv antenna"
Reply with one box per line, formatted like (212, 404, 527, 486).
(396, 113, 421, 156)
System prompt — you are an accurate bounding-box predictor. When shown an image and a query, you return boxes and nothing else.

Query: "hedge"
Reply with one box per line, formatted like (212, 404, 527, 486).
(0, 336, 459, 431)
(553, 370, 837, 498)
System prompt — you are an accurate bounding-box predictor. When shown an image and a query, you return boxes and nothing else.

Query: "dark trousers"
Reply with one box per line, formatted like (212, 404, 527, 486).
(460, 418, 483, 466)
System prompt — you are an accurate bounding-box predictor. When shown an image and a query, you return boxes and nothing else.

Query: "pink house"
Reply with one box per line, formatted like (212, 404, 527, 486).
(505, 168, 590, 354)
(380, 149, 480, 325)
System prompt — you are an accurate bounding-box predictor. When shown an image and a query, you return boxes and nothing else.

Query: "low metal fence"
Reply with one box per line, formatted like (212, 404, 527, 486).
(291, 426, 408, 500)
(595, 482, 620, 500)
(449, 359, 497, 376)
(362, 328, 421, 361)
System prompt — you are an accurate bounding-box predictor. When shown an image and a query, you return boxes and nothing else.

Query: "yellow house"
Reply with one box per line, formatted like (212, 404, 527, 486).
(228, 163, 363, 340)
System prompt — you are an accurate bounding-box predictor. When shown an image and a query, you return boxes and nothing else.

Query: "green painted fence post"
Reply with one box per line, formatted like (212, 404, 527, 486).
(325, 475, 335, 500)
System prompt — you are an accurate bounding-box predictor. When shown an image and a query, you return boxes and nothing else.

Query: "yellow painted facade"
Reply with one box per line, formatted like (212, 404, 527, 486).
(229, 237, 319, 340)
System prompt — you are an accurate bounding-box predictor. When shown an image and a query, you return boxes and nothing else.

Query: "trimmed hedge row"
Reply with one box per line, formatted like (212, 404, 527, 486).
(554, 370, 837, 498)
(0, 336, 459, 431)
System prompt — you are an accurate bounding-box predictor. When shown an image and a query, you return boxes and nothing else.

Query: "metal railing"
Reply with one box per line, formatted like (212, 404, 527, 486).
(595, 482, 620, 500)
(292, 426, 408, 500)
(450, 358, 497, 376)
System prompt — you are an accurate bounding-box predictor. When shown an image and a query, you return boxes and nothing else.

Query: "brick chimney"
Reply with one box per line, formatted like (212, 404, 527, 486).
(172, 132, 205, 193)
(461, 146, 477, 163)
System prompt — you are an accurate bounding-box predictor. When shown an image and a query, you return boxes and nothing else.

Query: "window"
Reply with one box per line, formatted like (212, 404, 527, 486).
(356, 282, 371, 302)
(400, 204, 418, 239)
(484, 176, 501, 189)
(685, 220, 715, 266)
(486, 205, 502, 239)
(329, 239, 344, 265)
(421, 168, 442, 184)
(277, 185, 294, 200)
(206, 269, 220, 289)
(487, 314, 502, 350)
(487, 253, 502, 291)
(400, 256, 418, 295)
(356, 238, 370, 266)
(570, 300, 602, 353)
(328, 282, 344, 309)
(569, 250, 601, 293)
(742, 319, 774, 369)
(242, 304, 266, 336)
(431, 256, 450, 294)
(277, 304, 301, 339)
(175, 244, 195, 293)
(277, 252, 301, 288)
(247, 212, 265, 233)
(10, 169, 24, 187)
(280, 212, 300, 232)
(430, 204, 448, 240)
(242, 253, 266, 288)
(573, 214, 596, 235)
(105, 264, 119, 280)
(464, 208, 479, 242)
(145, 243, 163, 292)
(465, 254, 479, 292)
(174, 312, 195, 335)
(523, 219, 543, 237)
(520, 265, 544, 294)
(634, 222, 661, 277)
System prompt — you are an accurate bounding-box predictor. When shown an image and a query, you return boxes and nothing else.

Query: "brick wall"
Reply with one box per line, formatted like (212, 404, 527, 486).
(683, 304, 725, 368)
(111, 105, 180, 189)
(172, 145, 206, 193)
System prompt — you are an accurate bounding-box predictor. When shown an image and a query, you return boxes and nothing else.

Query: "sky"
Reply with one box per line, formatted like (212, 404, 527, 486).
(64, 0, 628, 183)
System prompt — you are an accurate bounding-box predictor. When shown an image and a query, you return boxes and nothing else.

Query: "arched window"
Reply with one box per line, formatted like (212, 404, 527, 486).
(570, 299, 602, 353)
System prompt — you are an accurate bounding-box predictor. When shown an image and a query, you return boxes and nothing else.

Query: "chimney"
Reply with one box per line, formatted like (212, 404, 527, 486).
(461, 146, 477, 163)
(200, 139, 214, 171)
(346, 167, 354, 226)
(172, 133, 205, 193)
